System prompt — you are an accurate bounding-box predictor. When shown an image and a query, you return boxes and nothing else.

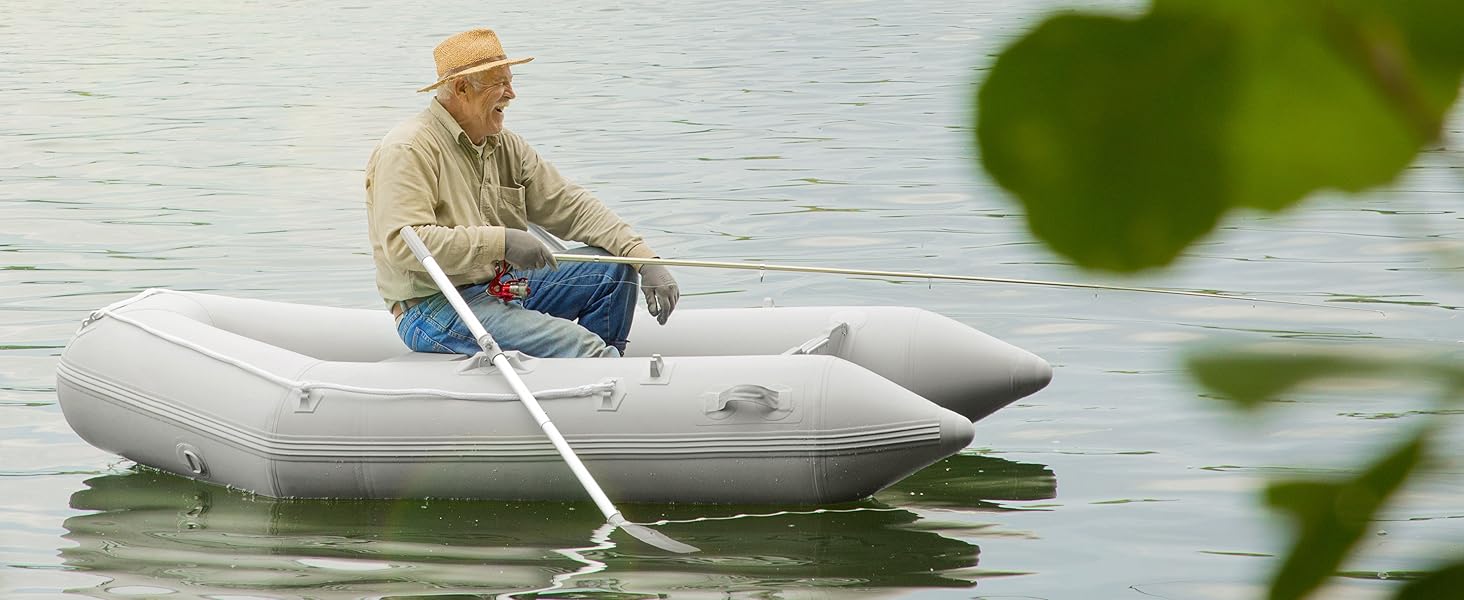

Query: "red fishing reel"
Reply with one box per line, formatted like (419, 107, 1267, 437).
(488, 262, 530, 301)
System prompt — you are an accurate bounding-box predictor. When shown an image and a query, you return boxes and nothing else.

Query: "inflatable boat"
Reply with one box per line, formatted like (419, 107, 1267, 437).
(56, 288, 1050, 503)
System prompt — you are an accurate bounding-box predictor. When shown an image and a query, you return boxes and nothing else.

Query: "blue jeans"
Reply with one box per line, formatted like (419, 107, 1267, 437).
(395, 248, 638, 358)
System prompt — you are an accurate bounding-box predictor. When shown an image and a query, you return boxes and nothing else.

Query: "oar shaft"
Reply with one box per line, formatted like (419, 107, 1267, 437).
(399, 227, 619, 519)
(553, 254, 1376, 313)
(494, 357, 620, 519)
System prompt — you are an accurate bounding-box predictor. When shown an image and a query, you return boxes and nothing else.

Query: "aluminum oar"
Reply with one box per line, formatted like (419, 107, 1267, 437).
(552, 254, 1383, 315)
(399, 226, 698, 554)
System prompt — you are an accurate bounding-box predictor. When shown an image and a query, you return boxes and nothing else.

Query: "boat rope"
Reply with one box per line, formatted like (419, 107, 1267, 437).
(81, 289, 616, 404)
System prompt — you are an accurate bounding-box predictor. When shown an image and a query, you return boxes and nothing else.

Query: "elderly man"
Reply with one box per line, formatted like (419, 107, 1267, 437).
(366, 28, 678, 358)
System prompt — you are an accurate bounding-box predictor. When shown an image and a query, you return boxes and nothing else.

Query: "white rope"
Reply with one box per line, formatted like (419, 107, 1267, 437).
(78, 287, 170, 331)
(85, 290, 615, 403)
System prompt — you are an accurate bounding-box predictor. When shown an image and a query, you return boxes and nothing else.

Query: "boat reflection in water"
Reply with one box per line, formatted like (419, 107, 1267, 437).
(61, 453, 1055, 598)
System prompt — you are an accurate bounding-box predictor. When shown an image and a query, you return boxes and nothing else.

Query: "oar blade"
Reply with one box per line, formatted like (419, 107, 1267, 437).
(614, 518, 699, 554)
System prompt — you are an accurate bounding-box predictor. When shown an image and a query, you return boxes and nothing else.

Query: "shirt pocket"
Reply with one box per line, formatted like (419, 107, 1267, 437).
(482, 183, 528, 228)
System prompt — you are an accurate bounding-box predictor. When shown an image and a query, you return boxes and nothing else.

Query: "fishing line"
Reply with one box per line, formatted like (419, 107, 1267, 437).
(547, 254, 1387, 316)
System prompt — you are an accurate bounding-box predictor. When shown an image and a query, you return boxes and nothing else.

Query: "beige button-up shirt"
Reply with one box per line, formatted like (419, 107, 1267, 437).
(366, 100, 657, 305)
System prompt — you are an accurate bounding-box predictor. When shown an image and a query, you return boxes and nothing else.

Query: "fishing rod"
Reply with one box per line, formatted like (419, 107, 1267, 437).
(551, 254, 1385, 315)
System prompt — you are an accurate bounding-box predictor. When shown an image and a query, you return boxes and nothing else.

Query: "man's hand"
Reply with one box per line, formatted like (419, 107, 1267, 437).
(503, 228, 557, 271)
(639, 264, 679, 325)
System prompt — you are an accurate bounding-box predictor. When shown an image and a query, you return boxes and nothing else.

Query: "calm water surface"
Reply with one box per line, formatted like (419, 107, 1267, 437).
(3, 1, 1462, 598)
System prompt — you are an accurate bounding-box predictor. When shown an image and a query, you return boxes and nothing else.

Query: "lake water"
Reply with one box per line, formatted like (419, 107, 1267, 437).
(3, 1, 1461, 598)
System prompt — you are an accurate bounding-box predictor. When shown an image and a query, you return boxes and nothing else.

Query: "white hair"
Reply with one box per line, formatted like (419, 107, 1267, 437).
(436, 71, 496, 101)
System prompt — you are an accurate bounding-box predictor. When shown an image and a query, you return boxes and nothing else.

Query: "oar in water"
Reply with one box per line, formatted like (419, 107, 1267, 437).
(398, 226, 698, 554)
(551, 254, 1384, 315)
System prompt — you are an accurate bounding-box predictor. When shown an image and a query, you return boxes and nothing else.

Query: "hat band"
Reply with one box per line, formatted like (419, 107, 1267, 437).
(439, 54, 508, 79)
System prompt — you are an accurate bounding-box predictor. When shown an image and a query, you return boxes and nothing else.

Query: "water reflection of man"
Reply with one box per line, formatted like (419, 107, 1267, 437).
(365, 28, 678, 358)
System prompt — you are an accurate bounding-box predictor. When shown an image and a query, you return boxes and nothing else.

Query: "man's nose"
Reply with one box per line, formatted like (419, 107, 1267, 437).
(503, 83, 516, 99)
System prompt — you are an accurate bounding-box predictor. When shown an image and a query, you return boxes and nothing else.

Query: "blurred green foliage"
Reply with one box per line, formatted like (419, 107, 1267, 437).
(978, 0, 1464, 271)
(976, 0, 1464, 598)
(1263, 430, 1428, 600)
(1189, 348, 1464, 413)
(1189, 346, 1463, 600)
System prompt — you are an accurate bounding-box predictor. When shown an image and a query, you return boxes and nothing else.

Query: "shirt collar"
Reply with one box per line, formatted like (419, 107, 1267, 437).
(428, 98, 500, 156)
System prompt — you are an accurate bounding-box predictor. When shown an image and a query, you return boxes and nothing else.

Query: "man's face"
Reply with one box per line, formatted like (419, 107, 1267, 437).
(462, 66, 515, 135)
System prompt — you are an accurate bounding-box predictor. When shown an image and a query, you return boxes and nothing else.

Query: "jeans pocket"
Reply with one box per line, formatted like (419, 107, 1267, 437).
(400, 312, 456, 354)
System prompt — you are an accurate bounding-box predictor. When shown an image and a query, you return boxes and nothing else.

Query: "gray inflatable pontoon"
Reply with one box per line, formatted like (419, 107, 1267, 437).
(56, 289, 1051, 503)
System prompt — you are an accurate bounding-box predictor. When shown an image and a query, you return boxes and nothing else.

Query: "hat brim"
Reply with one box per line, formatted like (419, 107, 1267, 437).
(417, 56, 534, 93)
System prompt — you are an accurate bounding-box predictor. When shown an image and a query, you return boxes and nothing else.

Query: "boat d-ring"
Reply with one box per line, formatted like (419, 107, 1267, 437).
(175, 443, 208, 477)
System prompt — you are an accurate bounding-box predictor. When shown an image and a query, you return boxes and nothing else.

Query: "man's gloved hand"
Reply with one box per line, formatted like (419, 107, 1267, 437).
(503, 228, 557, 271)
(639, 264, 679, 325)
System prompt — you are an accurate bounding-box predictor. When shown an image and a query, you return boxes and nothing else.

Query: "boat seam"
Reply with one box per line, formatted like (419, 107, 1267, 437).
(57, 360, 940, 459)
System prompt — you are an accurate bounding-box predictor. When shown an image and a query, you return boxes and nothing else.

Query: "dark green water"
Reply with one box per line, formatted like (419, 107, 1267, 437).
(58, 455, 1054, 597)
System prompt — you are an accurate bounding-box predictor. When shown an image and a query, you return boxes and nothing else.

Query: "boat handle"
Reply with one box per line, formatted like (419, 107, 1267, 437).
(705, 384, 787, 415)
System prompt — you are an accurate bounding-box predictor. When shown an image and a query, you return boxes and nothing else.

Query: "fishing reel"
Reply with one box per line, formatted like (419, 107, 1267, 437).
(488, 262, 530, 301)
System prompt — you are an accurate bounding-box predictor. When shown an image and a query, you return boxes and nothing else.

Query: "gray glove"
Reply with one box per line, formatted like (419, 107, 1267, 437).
(639, 264, 679, 325)
(502, 228, 557, 271)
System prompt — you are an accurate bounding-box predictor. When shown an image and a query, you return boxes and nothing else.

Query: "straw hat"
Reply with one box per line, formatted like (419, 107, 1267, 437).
(417, 28, 534, 93)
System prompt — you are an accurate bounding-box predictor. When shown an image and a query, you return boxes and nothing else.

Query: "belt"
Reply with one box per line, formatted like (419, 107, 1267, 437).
(392, 283, 483, 321)
(390, 297, 426, 320)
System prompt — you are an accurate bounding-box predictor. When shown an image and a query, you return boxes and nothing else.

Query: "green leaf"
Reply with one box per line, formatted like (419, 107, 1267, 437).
(1221, 4, 1420, 209)
(1155, 0, 1452, 210)
(976, 0, 1464, 272)
(1396, 560, 1464, 600)
(1188, 347, 1464, 411)
(976, 12, 1236, 272)
(1264, 429, 1429, 600)
(1345, 0, 1464, 124)
(1186, 350, 1383, 411)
